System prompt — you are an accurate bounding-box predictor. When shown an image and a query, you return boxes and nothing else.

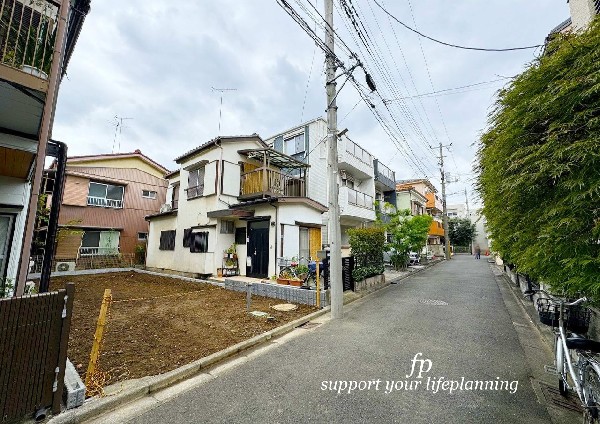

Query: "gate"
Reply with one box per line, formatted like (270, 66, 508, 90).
(0, 283, 74, 422)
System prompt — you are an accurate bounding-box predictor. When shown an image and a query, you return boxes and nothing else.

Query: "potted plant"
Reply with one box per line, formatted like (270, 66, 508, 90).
(289, 277, 303, 287)
(277, 269, 292, 285)
(295, 264, 309, 280)
(224, 244, 236, 259)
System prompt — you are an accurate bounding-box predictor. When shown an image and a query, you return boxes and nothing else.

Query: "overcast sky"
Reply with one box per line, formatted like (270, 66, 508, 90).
(52, 0, 569, 207)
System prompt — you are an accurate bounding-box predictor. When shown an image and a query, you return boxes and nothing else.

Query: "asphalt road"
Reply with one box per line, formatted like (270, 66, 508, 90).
(128, 255, 550, 424)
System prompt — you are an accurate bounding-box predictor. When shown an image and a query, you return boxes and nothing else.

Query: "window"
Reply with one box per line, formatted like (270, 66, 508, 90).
(299, 227, 310, 260)
(159, 230, 176, 250)
(183, 228, 192, 247)
(80, 231, 120, 255)
(142, 190, 157, 199)
(190, 231, 209, 253)
(187, 167, 205, 199)
(235, 227, 247, 244)
(88, 182, 124, 208)
(220, 221, 234, 234)
(284, 133, 305, 157)
(0, 214, 15, 280)
(172, 183, 179, 209)
(138, 232, 148, 241)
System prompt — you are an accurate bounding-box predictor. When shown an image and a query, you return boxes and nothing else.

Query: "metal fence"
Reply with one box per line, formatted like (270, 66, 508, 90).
(29, 253, 141, 274)
(0, 283, 74, 422)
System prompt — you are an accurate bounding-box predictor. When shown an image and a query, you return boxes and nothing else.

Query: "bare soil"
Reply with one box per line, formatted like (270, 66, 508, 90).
(47, 272, 315, 385)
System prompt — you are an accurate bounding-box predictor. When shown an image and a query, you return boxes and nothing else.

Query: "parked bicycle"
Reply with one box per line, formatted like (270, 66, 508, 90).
(277, 257, 324, 289)
(527, 289, 600, 423)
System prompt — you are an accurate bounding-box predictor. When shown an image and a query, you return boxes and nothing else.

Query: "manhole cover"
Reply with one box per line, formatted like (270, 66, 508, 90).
(539, 381, 583, 413)
(419, 299, 448, 306)
(297, 322, 321, 330)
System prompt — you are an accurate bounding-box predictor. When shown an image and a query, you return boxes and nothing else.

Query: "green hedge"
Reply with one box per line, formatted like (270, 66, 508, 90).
(348, 227, 385, 280)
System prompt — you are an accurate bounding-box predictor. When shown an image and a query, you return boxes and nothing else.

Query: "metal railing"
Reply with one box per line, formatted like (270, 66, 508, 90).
(79, 247, 119, 256)
(0, 0, 60, 78)
(377, 161, 394, 181)
(240, 168, 306, 197)
(347, 187, 374, 210)
(345, 139, 373, 166)
(87, 196, 123, 209)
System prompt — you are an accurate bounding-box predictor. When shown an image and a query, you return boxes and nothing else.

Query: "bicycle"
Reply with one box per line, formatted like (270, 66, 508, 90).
(527, 289, 600, 423)
(277, 257, 324, 290)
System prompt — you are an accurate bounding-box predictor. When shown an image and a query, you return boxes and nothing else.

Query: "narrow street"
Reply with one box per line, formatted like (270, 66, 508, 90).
(118, 255, 551, 423)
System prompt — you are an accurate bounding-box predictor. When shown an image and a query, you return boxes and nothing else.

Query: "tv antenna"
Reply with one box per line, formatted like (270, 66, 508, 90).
(112, 115, 133, 153)
(212, 87, 237, 134)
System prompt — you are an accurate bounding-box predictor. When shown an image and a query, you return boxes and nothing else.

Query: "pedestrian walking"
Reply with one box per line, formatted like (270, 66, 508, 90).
(474, 245, 481, 259)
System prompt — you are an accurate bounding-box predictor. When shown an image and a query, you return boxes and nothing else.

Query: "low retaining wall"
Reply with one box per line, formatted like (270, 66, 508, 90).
(224, 279, 328, 307)
(354, 274, 386, 293)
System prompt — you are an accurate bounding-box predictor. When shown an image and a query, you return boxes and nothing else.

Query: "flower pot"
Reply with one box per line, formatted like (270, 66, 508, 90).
(289, 279, 303, 287)
(217, 268, 223, 277)
(277, 278, 290, 285)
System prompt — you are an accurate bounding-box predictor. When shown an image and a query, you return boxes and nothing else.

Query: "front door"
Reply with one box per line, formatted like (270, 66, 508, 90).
(247, 220, 269, 278)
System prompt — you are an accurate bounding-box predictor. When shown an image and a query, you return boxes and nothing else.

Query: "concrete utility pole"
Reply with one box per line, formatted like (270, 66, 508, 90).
(434, 143, 452, 260)
(325, 0, 343, 319)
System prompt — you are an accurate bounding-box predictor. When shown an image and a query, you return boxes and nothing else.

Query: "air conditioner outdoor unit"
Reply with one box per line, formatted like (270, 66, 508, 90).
(55, 261, 76, 272)
(159, 203, 172, 213)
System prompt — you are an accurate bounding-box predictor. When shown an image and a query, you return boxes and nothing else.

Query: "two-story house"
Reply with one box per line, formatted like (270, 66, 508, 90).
(396, 179, 445, 256)
(48, 150, 168, 268)
(145, 135, 327, 279)
(265, 118, 394, 255)
(0, 0, 89, 292)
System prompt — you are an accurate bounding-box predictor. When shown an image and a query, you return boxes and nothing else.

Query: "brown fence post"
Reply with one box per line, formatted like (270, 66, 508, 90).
(52, 283, 75, 414)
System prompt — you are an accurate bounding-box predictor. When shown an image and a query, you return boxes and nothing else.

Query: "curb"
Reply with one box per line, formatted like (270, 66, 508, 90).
(49, 260, 441, 423)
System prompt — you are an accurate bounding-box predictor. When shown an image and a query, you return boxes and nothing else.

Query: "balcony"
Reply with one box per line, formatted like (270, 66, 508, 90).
(373, 159, 395, 191)
(87, 196, 123, 209)
(238, 147, 309, 201)
(0, 0, 60, 92)
(338, 137, 373, 180)
(339, 186, 376, 222)
(239, 167, 306, 200)
(429, 220, 445, 237)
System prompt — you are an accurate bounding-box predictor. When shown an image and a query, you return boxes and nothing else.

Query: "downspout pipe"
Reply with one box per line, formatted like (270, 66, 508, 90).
(39, 140, 67, 293)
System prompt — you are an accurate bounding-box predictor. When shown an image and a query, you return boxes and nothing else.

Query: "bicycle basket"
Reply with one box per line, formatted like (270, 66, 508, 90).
(536, 298, 591, 333)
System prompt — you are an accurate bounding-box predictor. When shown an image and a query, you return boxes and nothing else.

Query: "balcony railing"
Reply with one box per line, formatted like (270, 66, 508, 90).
(377, 161, 394, 181)
(345, 139, 373, 166)
(240, 167, 306, 199)
(79, 247, 119, 256)
(87, 196, 123, 209)
(347, 187, 374, 210)
(0, 0, 60, 79)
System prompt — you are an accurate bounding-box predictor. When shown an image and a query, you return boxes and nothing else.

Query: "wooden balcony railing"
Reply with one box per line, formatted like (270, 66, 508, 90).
(240, 167, 306, 199)
(0, 0, 60, 79)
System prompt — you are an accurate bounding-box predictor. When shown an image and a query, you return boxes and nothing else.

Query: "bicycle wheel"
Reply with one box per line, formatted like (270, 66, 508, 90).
(582, 364, 600, 423)
(304, 273, 316, 289)
(556, 336, 569, 396)
(279, 266, 296, 279)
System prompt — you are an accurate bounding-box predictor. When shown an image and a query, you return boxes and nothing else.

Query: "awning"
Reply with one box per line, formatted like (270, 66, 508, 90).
(207, 209, 254, 219)
(238, 148, 310, 169)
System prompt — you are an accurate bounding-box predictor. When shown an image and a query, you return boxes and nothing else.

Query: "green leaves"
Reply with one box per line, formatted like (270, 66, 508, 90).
(477, 18, 600, 296)
(448, 218, 477, 247)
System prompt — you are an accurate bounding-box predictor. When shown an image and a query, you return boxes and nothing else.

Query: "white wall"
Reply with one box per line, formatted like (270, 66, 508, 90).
(569, 0, 596, 30)
(0, 176, 31, 282)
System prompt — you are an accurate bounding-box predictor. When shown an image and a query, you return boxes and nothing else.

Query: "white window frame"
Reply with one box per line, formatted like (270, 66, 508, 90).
(142, 190, 157, 199)
(87, 182, 124, 209)
(138, 232, 148, 241)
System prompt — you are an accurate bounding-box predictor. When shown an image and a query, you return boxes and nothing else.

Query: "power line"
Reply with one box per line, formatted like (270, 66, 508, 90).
(385, 78, 506, 101)
(372, 0, 543, 52)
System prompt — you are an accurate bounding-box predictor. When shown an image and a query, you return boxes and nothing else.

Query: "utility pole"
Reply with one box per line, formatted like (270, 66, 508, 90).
(325, 0, 343, 319)
(434, 142, 452, 260)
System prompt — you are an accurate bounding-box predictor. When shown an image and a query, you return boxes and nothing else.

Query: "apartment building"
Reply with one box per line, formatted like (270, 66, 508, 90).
(265, 118, 396, 254)
(0, 0, 90, 292)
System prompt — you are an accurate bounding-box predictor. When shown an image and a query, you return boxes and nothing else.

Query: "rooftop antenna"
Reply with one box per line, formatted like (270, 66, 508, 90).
(112, 115, 133, 153)
(212, 87, 237, 134)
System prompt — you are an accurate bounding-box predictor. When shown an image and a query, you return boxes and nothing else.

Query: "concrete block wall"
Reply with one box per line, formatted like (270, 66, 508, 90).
(223, 279, 328, 307)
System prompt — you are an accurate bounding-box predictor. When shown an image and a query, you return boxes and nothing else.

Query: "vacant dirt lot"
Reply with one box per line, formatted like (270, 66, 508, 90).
(47, 272, 315, 385)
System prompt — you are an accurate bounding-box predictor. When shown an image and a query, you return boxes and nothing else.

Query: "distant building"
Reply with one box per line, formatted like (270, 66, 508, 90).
(44, 151, 168, 267)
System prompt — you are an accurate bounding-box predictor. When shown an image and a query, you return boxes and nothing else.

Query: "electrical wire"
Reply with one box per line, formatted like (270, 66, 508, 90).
(372, 0, 543, 52)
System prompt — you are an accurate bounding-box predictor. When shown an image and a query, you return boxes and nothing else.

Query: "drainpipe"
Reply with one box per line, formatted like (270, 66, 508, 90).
(16, 0, 70, 294)
(269, 200, 278, 277)
(39, 140, 67, 293)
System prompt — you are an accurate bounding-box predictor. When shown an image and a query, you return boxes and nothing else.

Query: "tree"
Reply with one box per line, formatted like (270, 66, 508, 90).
(448, 218, 477, 247)
(476, 18, 600, 296)
(379, 206, 432, 269)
